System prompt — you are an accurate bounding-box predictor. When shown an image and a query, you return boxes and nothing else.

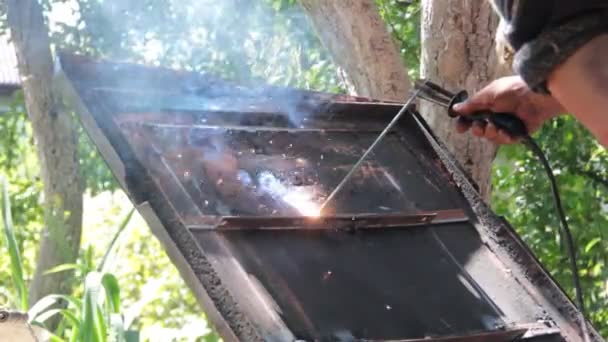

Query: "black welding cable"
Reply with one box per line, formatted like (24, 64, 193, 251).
(522, 136, 590, 340)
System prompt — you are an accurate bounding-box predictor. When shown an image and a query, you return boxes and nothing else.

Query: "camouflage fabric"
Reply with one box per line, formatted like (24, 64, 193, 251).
(492, 0, 608, 93)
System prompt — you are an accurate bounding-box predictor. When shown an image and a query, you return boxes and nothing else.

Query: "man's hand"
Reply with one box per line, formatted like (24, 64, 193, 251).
(452, 76, 565, 144)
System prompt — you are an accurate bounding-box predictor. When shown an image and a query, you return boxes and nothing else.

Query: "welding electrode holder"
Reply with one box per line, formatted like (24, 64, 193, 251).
(446, 89, 529, 139)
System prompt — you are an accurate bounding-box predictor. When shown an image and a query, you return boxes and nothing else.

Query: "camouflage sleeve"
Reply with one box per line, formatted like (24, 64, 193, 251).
(492, 0, 608, 93)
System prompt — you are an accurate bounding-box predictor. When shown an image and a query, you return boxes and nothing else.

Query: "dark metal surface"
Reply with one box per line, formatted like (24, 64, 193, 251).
(54, 53, 602, 342)
(193, 222, 506, 340)
(117, 120, 464, 221)
(318, 88, 422, 213)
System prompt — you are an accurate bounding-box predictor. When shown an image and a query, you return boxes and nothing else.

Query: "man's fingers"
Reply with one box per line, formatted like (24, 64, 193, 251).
(484, 122, 499, 140)
(470, 120, 486, 137)
(496, 129, 516, 144)
(456, 117, 471, 133)
(452, 100, 478, 115)
(452, 91, 492, 115)
(454, 117, 517, 145)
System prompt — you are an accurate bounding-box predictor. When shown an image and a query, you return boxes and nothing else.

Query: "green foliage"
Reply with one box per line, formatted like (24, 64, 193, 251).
(99, 209, 135, 273)
(77, 123, 120, 195)
(0, 196, 136, 342)
(0, 91, 31, 173)
(48, 0, 342, 92)
(376, 0, 421, 78)
(0, 176, 28, 310)
(27, 271, 128, 342)
(493, 117, 608, 335)
(80, 193, 221, 341)
(0, 90, 43, 230)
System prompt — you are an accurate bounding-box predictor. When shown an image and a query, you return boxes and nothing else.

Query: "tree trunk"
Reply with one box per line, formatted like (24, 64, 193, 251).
(6, 0, 83, 308)
(420, 0, 509, 200)
(299, 0, 411, 101)
(300, 0, 507, 201)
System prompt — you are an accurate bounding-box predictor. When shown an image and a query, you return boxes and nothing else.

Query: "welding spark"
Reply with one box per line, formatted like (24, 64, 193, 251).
(284, 190, 320, 217)
(257, 171, 320, 217)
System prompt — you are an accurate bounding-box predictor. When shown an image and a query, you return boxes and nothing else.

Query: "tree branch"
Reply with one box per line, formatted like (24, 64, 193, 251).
(299, 0, 411, 101)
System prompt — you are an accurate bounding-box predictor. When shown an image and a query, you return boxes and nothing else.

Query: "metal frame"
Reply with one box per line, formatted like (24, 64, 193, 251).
(54, 53, 601, 342)
(197, 209, 468, 231)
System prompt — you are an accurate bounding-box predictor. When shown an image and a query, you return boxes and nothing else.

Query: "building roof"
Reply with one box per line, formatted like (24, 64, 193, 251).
(0, 37, 20, 89)
(55, 53, 598, 342)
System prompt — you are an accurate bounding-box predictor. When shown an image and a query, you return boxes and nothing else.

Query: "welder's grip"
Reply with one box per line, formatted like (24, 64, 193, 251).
(447, 90, 528, 138)
(459, 112, 529, 138)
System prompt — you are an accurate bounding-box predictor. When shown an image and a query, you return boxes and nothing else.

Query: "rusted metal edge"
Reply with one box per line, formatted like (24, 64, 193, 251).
(359, 327, 527, 342)
(186, 209, 468, 231)
(355, 323, 561, 342)
(215, 213, 436, 231)
(519, 322, 562, 339)
(88, 87, 405, 118)
(127, 121, 385, 133)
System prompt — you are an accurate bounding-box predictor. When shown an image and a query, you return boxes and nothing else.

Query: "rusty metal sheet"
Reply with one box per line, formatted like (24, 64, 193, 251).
(54, 53, 600, 342)
(193, 223, 506, 340)
(116, 121, 464, 222)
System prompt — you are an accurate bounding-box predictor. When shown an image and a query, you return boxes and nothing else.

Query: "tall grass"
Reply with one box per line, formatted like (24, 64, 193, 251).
(29, 207, 137, 342)
(0, 175, 28, 310)
(1, 175, 138, 342)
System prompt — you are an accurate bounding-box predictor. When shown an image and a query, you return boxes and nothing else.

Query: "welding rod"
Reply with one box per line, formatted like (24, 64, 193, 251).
(318, 86, 424, 214)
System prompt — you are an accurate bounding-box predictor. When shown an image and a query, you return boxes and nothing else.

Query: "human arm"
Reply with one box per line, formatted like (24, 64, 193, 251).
(453, 1, 608, 146)
(546, 34, 608, 147)
(454, 35, 608, 147)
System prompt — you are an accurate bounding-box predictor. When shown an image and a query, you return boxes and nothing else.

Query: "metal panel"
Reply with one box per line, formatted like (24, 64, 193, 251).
(54, 53, 601, 342)
(116, 121, 464, 220)
(191, 223, 505, 340)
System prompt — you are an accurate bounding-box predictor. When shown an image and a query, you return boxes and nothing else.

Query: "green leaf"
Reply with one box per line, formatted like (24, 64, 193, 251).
(44, 263, 81, 275)
(34, 308, 69, 326)
(99, 207, 135, 273)
(53, 309, 81, 328)
(95, 305, 108, 342)
(84, 245, 96, 275)
(81, 272, 106, 342)
(50, 333, 68, 342)
(101, 273, 121, 314)
(29, 295, 61, 322)
(29, 294, 83, 322)
(584, 237, 601, 253)
(0, 176, 28, 310)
